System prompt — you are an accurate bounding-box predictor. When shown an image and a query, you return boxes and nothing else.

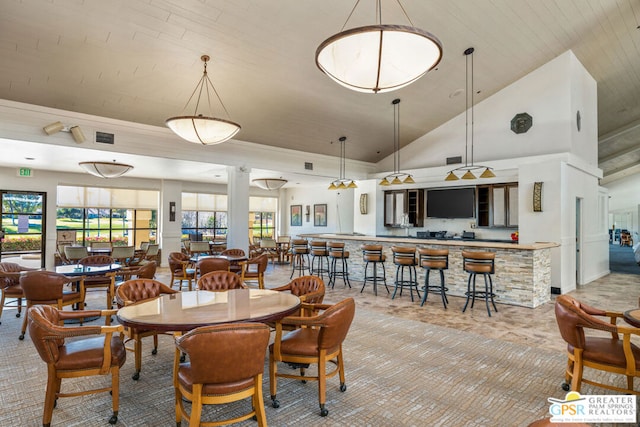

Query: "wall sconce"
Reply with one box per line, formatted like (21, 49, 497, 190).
(169, 201, 176, 222)
(533, 182, 543, 212)
(43, 121, 86, 143)
(305, 205, 311, 222)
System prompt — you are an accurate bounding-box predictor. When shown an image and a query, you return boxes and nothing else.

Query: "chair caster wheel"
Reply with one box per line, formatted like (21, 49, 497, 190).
(53, 399, 57, 408)
(180, 354, 186, 363)
(108, 414, 118, 424)
(16, 313, 21, 318)
(301, 380, 307, 384)
(151, 348, 158, 355)
(340, 383, 347, 392)
(19, 333, 25, 340)
(271, 399, 280, 408)
(132, 372, 140, 381)
(561, 382, 570, 391)
(320, 407, 329, 417)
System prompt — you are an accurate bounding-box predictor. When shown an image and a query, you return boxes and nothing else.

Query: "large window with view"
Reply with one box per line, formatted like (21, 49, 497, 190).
(181, 193, 228, 241)
(249, 197, 277, 241)
(57, 186, 158, 247)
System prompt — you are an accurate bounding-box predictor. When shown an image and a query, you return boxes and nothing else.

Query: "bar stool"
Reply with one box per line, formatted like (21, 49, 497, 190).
(309, 241, 329, 280)
(417, 248, 449, 308)
(391, 246, 420, 302)
(361, 244, 388, 296)
(290, 239, 310, 279)
(328, 242, 351, 288)
(462, 250, 498, 316)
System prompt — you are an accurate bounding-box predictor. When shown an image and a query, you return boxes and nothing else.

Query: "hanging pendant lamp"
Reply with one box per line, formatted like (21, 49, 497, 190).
(79, 160, 133, 178)
(445, 47, 495, 181)
(316, 0, 442, 93)
(166, 55, 241, 145)
(328, 136, 358, 190)
(379, 98, 414, 185)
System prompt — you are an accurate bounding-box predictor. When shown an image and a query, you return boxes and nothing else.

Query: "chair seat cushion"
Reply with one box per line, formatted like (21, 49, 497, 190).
(422, 260, 447, 269)
(270, 328, 339, 357)
(84, 277, 112, 286)
(394, 258, 416, 266)
(56, 335, 126, 371)
(2, 284, 23, 297)
(364, 254, 385, 262)
(568, 337, 640, 369)
(178, 364, 255, 395)
(329, 251, 349, 258)
(465, 263, 493, 273)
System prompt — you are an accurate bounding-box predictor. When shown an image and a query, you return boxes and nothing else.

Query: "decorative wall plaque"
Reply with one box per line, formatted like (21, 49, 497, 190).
(511, 112, 533, 134)
(533, 182, 543, 212)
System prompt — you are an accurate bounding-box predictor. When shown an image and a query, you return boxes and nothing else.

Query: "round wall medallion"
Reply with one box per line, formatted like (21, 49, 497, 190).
(510, 112, 532, 134)
(576, 110, 581, 132)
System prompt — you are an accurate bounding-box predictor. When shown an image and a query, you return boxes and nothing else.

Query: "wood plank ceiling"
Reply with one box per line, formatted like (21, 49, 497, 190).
(0, 0, 638, 183)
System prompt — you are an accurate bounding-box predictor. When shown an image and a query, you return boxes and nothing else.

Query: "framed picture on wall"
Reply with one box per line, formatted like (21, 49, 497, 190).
(290, 205, 302, 226)
(314, 204, 327, 227)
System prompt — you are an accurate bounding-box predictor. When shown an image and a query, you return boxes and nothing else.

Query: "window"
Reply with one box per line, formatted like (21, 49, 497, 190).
(56, 186, 158, 246)
(249, 197, 277, 241)
(181, 193, 228, 241)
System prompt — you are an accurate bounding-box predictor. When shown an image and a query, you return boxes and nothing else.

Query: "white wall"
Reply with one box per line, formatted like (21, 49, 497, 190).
(353, 179, 377, 236)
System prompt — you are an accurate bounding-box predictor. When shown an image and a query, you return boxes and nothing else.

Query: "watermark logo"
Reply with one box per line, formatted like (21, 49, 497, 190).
(548, 391, 636, 423)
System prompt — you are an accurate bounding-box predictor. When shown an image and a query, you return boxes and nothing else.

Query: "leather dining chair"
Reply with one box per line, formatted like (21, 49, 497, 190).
(269, 297, 356, 417)
(168, 252, 196, 291)
(0, 262, 40, 326)
(197, 271, 247, 291)
(19, 270, 86, 340)
(555, 294, 640, 395)
(79, 255, 117, 309)
(28, 304, 125, 427)
(239, 253, 269, 289)
(196, 257, 230, 277)
(173, 323, 271, 427)
(110, 246, 135, 266)
(271, 275, 326, 312)
(115, 278, 178, 380)
(220, 248, 246, 274)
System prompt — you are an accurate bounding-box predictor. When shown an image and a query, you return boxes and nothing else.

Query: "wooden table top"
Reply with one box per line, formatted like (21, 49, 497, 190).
(117, 289, 300, 332)
(55, 263, 121, 276)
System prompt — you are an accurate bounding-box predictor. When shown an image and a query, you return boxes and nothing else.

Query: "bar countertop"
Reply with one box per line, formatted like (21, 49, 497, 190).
(299, 233, 559, 250)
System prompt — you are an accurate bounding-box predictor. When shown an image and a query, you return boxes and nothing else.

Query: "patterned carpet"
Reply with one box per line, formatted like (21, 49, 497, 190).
(0, 296, 619, 427)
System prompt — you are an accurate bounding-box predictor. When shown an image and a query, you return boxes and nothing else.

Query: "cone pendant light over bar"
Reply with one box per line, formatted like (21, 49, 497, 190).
(445, 47, 495, 181)
(380, 99, 414, 185)
(328, 136, 357, 190)
(315, 0, 442, 93)
(166, 55, 241, 145)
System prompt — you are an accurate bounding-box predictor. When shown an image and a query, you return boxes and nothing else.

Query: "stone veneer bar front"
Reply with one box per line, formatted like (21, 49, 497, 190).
(300, 234, 559, 308)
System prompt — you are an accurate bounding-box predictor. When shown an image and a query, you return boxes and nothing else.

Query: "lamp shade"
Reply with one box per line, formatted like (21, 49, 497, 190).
(252, 178, 287, 190)
(316, 25, 442, 93)
(79, 161, 133, 178)
(166, 115, 240, 145)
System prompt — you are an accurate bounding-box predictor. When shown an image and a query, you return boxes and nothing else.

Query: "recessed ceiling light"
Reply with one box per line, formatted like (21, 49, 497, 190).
(24, 157, 35, 161)
(449, 88, 463, 98)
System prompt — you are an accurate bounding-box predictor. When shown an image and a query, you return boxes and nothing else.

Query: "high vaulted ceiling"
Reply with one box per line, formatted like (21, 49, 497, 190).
(0, 0, 639, 184)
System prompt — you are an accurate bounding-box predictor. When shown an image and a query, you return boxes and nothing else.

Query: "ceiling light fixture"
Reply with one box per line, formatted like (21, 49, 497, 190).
(166, 55, 241, 145)
(445, 47, 495, 181)
(79, 160, 133, 178)
(252, 178, 288, 190)
(315, 0, 443, 93)
(43, 122, 86, 143)
(328, 136, 357, 190)
(380, 98, 413, 186)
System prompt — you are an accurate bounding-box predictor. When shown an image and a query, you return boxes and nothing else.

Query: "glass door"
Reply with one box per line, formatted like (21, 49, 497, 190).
(0, 191, 46, 268)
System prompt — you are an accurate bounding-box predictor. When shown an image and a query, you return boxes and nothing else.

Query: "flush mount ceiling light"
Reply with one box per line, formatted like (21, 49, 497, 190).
(252, 178, 288, 190)
(166, 55, 241, 145)
(328, 136, 357, 190)
(445, 47, 495, 181)
(315, 0, 443, 93)
(43, 121, 86, 143)
(79, 160, 133, 178)
(380, 99, 414, 186)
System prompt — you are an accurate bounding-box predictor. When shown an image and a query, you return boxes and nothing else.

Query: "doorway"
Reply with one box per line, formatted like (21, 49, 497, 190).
(0, 190, 46, 268)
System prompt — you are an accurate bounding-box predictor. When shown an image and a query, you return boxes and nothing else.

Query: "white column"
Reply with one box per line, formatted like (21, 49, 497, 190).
(227, 166, 250, 254)
(159, 180, 183, 266)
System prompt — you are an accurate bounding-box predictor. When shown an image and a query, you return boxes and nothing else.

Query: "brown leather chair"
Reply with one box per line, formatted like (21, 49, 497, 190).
(115, 278, 178, 380)
(197, 271, 247, 291)
(220, 248, 246, 274)
(19, 270, 86, 340)
(196, 257, 230, 277)
(28, 304, 125, 427)
(174, 323, 271, 426)
(269, 297, 356, 417)
(271, 275, 326, 307)
(555, 294, 640, 395)
(0, 262, 39, 325)
(117, 260, 157, 282)
(240, 253, 269, 289)
(168, 252, 196, 291)
(79, 255, 117, 309)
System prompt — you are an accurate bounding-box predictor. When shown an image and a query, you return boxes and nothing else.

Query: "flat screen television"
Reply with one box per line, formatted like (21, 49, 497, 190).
(426, 187, 475, 218)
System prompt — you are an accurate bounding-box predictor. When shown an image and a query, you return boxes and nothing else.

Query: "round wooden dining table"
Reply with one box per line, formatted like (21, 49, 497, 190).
(55, 263, 122, 276)
(117, 288, 300, 332)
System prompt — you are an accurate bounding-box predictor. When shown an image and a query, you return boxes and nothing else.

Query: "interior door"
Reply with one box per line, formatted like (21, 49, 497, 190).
(0, 191, 46, 268)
